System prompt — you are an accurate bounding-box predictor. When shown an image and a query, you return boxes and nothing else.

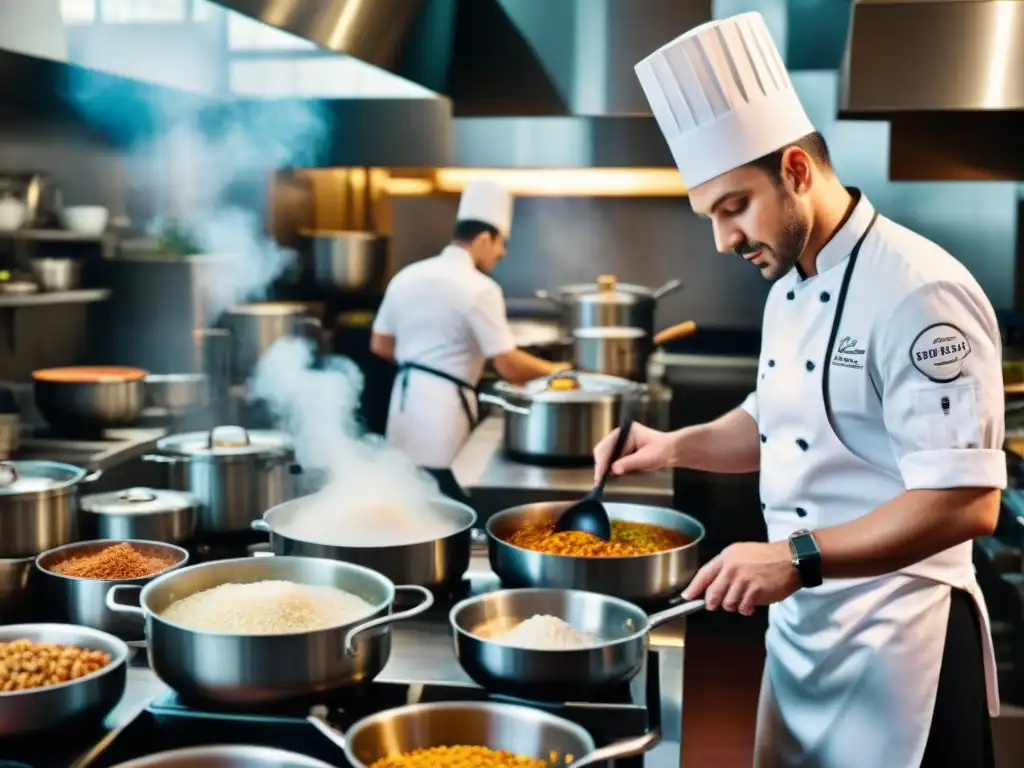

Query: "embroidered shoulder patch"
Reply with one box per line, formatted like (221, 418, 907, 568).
(909, 323, 971, 382)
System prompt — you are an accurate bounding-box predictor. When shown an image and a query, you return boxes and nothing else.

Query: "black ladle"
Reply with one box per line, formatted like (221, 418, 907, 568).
(554, 397, 635, 541)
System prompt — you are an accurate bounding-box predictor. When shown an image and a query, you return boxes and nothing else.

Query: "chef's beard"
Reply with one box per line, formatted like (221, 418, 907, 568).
(737, 190, 811, 281)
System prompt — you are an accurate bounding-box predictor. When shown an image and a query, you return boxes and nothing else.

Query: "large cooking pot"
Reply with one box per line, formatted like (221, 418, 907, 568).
(537, 276, 683, 334)
(0, 460, 102, 557)
(479, 373, 644, 462)
(108, 746, 337, 768)
(220, 303, 322, 384)
(80, 487, 198, 544)
(0, 623, 128, 737)
(104, 556, 433, 705)
(573, 320, 698, 380)
(253, 495, 476, 588)
(307, 701, 660, 767)
(32, 366, 147, 433)
(142, 426, 297, 534)
(486, 501, 705, 604)
(450, 588, 705, 701)
(299, 230, 390, 292)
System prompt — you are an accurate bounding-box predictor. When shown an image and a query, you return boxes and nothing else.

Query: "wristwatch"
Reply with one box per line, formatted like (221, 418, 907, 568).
(788, 528, 823, 588)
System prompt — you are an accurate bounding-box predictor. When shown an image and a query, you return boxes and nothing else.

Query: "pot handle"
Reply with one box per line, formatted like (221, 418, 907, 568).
(342, 585, 434, 656)
(534, 289, 562, 305)
(250, 519, 271, 533)
(82, 469, 104, 484)
(570, 729, 661, 767)
(646, 598, 705, 631)
(105, 584, 146, 617)
(652, 320, 697, 347)
(652, 278, 683, 301)
(478, 392, 531, 416)
(0, 462, 17, 487)
(307, 707, 348, 752)
(141, 454, 183, 465)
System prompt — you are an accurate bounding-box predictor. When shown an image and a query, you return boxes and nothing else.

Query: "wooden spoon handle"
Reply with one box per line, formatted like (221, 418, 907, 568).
(653, 320, 697, 346)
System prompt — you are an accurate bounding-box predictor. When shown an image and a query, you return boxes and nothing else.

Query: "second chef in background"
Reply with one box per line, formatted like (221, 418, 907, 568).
(371, 180, 566, 505)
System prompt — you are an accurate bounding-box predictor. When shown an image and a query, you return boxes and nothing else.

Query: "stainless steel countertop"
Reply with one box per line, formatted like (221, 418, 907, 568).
(452, 416, 673, 515)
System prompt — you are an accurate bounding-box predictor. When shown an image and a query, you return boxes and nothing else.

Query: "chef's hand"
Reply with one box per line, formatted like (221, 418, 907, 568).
(592, 422, 674, 483)
(682, 542, 800, 616)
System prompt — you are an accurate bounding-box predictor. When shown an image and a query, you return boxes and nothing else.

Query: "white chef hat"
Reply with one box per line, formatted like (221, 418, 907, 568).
(456, 180, 514, 237)
(635, 12, 815, 189)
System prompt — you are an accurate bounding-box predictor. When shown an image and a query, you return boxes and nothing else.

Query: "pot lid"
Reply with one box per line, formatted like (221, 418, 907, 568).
(495, 372, 644, 403)
(156, 426, 293, 457)
(558, 275, 660, 303)
(0, 460, 86, 494)
(81, 487, 196, 516)
(572, 327, 647, 340)
(226, 302, 307, 317)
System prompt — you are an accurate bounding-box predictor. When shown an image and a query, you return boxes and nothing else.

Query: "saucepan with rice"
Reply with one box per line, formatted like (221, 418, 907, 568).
(486, 501, 705, 605)
(104, 556, 432, 706)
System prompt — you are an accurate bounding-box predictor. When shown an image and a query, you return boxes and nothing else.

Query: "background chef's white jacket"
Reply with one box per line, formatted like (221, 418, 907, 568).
(373, 245, 516, 468)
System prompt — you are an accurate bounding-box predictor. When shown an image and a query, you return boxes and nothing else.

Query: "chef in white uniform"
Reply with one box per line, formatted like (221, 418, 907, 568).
(593, 12, 1002, 768)
(371, 180, 565, 499)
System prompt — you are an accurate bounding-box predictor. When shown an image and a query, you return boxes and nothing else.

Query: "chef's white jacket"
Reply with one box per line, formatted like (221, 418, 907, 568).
(741, 191, 1004, 768)
(373, 245, 516, 468)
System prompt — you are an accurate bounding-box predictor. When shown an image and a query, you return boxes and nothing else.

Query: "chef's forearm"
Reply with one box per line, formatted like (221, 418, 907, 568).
(492, 349, 567, 385)
(814, 488, 1001, 579)
(672, 407, 761, 473)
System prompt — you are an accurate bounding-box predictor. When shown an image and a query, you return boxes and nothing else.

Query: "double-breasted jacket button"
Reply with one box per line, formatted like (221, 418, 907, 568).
(796, 438, 809, 451)
(795, 507, 808, 517)
(805, 360, 815, 371)
(786, 290, 795, 300)
(767, 359, 775, 367)
(820, 291, 831, 303)
(760, 502, 766, 511)
(760, 433, 768, 443)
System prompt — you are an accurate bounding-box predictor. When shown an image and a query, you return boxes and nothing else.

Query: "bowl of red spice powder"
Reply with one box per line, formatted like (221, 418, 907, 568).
(34, 540, 189, 640)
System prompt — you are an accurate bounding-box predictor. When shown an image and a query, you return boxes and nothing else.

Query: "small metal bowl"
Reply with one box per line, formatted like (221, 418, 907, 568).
(108, 746, 336, 768)
(449, 588, 703, 701)
(35, 539, 189, 640)
(0, 623, 128, 737)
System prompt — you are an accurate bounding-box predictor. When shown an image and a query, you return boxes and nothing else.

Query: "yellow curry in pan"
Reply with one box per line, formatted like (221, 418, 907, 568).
(505, 520, 691, 557)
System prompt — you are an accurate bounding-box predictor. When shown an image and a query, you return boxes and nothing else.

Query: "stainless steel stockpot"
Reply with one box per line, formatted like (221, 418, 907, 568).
(80, 487, 198, 544)
(536, 276, 683, 334)
(253, 495, 476, 588)
(486, 501, 705, 604)
(143, 426, 297, 534)
(105, 556, 433, 705)
(449, 587, 704, 701)
(35, 539, 189, 640)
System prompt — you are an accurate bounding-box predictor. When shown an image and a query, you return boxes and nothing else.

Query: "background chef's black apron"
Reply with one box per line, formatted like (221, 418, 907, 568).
(919, 588, 995, 767)
(397, 361, 479, 512)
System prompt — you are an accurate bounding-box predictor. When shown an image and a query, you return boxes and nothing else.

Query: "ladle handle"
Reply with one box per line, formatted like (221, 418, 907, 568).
(307, 711, 348, 752)
(569, 729, 661, 767)
(653, 320, 697, 346)
(596, 398, 635, 495)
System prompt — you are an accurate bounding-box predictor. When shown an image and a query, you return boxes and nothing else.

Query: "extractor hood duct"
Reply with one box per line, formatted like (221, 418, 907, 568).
(211, 0, 715, 168)
(839, 0, 1024, 180)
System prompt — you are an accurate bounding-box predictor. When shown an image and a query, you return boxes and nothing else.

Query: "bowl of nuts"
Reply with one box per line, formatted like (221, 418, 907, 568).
(0, 623, 128, 737)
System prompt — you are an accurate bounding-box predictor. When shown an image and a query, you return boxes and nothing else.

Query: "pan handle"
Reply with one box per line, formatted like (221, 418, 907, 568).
(646, 598, 705, 630)
(342, 585, 434, 656)
(535, 289, 563, 305)
(478, 392, 531, 416)
(250, 518, 271, 533)
(653, 320, 697, 347)
(569, 729, 661, 767)
(307, 707, 348, 752)
(652, 278, 683, 301)
(105, 584, 146, 617)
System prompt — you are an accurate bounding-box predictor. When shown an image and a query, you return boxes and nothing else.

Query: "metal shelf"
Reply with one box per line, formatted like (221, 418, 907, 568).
(0, 288, 111, 308)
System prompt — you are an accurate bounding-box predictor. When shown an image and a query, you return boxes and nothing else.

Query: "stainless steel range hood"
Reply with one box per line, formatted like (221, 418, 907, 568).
(212, 0, 715, 167)
(839, 0, 1024, 180)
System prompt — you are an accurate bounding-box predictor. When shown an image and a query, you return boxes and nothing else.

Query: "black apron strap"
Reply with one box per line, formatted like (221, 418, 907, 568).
(398, 361, 480, 429)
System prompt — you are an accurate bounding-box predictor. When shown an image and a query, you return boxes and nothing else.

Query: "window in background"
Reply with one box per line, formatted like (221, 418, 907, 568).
(60, 0, 98, 24)
(100, 0, 187, 22)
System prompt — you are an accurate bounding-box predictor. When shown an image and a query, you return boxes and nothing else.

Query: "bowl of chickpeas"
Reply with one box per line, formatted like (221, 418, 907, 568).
(0, 623, 129, 737)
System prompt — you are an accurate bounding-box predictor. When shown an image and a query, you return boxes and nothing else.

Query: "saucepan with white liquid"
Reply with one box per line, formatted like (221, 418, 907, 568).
(449, 587, 704, 701)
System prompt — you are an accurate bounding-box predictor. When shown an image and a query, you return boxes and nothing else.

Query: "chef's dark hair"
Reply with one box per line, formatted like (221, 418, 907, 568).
(453, 219, 500, 242)
(748, 131, 832, 182)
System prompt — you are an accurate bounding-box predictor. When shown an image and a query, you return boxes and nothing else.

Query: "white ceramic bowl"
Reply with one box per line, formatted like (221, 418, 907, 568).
(0, 200, 26, 231)
(60, 206, 109, 235)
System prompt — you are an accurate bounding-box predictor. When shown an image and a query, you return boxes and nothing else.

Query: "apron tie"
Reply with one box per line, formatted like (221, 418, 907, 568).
(397, 361, 481, 429)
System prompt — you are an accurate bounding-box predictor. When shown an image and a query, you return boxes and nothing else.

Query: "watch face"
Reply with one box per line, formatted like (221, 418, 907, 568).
(790, 532, 820, 560)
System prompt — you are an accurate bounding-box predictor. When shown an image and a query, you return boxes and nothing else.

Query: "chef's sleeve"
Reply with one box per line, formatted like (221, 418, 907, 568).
(878, 280, 1006, 491)
(739, 391, 758, 423)
(468, 283, 517, 359)
(372, 289, 396, 335)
